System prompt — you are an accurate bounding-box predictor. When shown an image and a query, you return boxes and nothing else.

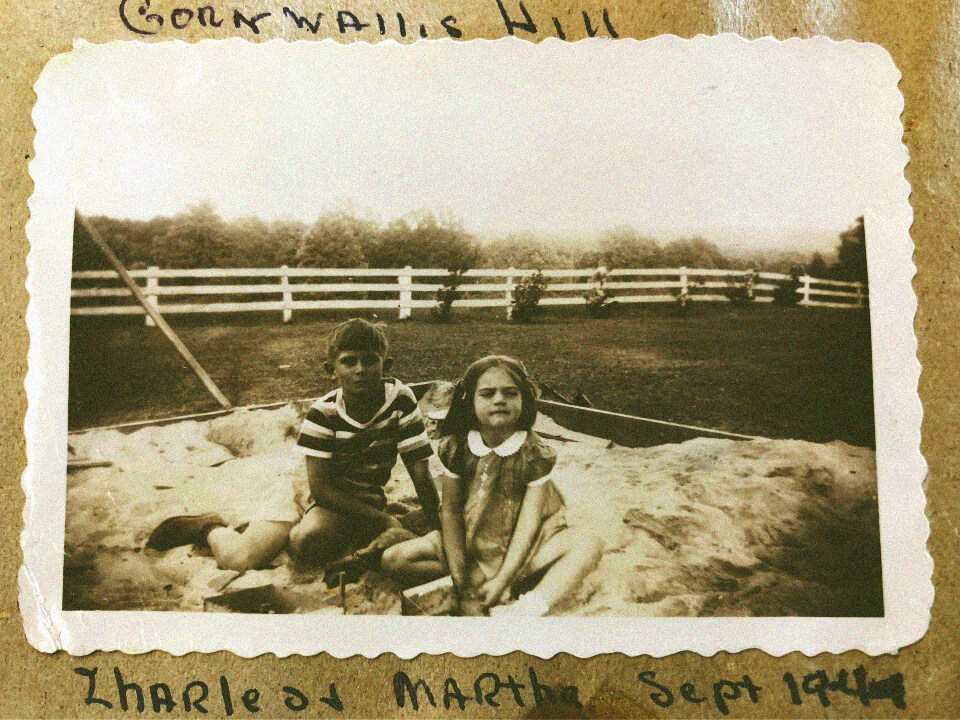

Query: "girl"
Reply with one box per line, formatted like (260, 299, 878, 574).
(382, 356, 603, 616)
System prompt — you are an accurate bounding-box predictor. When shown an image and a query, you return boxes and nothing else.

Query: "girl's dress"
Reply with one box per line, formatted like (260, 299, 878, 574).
(438, 429, 567, 586)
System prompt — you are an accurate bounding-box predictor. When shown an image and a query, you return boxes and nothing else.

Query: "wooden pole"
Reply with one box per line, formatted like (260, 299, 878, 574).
(75, 211, 232, 410)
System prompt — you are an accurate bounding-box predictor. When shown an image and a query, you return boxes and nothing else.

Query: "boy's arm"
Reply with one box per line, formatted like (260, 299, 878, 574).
(396, 394, 438, 526)
(479, 482, 548, 607)
(440, 472, 469, 590)
(403, 457, 440, 530)
(305, 456, 400, 532)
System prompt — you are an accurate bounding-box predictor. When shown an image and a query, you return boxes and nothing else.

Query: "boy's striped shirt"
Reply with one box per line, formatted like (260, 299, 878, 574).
(296, 379, 433, 509)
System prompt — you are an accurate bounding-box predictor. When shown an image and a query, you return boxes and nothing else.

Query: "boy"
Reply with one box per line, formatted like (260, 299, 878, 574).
(146, 319, 440, 571)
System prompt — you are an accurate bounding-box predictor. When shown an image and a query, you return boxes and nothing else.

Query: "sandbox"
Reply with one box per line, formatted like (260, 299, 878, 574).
(64, 386, 881, 617)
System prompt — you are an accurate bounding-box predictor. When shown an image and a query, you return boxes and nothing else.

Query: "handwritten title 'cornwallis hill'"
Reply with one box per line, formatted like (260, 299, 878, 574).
(119, 0, 619, 40)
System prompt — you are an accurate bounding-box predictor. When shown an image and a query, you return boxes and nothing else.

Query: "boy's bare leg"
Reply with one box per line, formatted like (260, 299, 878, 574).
(381, 535, 446, 587)
(521, 528, 604, 611)
(206, 520, 293, 572)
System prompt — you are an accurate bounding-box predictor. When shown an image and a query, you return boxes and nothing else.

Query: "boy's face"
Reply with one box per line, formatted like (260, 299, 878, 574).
(325, 350, 392, 397)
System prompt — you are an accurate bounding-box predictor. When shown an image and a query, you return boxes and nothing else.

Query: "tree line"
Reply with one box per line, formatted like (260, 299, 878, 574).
(805, 217, 867, 283)
(73, 204, 865, 279)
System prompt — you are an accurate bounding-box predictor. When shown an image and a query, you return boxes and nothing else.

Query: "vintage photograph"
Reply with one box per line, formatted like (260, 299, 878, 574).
(24, 37, 925, 656)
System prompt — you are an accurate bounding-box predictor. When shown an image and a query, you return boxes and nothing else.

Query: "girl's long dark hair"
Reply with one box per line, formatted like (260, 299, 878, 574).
(438, 355, 538, 437)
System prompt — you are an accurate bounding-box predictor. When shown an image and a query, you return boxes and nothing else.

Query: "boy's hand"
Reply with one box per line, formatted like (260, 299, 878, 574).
(379, 513, 404, 532)
(356, 526, 416, 558)
(399, 508, 440, 535)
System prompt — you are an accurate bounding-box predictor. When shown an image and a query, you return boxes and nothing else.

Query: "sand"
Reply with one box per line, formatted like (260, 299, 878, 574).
(63, 388, 881, 616)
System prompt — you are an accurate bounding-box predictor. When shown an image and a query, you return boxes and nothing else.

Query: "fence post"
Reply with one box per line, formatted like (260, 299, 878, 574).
(398, 265, 413, 320)
(280, 265, 293, 322)
(800, 275, 811, 305)
(505, 267, 516, 320)
(144, 266, 159, 326)
(855, 282, 864, 308)
(679, 265, 688, 300)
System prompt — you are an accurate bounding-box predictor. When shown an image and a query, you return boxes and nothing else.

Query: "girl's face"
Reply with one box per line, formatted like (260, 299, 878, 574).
(473, 366, 524, 433)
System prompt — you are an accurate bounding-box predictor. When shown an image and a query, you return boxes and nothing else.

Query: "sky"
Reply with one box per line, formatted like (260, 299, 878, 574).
(45, 37, 903, 254)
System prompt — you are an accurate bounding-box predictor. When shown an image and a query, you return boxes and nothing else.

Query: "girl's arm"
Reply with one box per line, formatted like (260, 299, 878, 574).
(479, 481, 549, 607)
(440, 472, 469, 590)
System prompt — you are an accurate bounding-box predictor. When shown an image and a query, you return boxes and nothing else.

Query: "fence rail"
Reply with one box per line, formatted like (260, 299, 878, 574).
(70, 265, 867, 323)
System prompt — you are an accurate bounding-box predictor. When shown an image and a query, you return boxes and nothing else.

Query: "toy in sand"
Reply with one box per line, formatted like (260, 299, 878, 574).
(64, 384, 881, 616)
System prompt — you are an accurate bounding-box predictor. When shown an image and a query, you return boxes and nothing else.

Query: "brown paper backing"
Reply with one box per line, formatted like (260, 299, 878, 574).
(2, 0, 957, 716)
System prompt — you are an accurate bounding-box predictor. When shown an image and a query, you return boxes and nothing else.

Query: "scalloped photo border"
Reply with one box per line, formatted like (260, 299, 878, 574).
(22, 35, 928, 657)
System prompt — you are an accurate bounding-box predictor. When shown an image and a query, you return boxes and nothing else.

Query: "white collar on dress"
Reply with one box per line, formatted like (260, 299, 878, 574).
(467, 429, 528, 457)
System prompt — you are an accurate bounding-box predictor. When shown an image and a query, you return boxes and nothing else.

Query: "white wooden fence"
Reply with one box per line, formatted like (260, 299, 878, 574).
(70, 266, 867, 323)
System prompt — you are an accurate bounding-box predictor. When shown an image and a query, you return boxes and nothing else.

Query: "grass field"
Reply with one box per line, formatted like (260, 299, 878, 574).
(68, 304, 875, 446)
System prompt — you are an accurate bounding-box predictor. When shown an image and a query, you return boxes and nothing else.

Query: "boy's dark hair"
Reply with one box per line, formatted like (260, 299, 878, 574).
(438, 355, 538, 437)
(326, 318, 389, 361)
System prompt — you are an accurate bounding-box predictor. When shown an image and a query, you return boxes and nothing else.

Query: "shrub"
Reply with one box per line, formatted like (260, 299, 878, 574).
(511, 270, 547, 322)
(773, 268, 803, 306)
(583, 269, 616, 318)
(724, 269, 757, 308)
(432, 269, 465, 321)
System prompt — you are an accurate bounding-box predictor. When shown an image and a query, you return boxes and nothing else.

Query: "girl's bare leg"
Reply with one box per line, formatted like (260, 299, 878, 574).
(207, 520, 293, 571)
(522, 528, 604, 611)
(381, 534, 446, 587)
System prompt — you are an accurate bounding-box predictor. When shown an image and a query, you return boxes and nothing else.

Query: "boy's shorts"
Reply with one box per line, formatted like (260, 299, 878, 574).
(259, 465, 313, 525)
(258, 463, 390, 532)
(260, 472, 388, 552)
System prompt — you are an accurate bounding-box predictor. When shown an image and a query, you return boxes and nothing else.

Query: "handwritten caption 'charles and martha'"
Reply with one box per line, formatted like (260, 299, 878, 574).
(119, 0, 618, 40)
(75, 664, 905, 716)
